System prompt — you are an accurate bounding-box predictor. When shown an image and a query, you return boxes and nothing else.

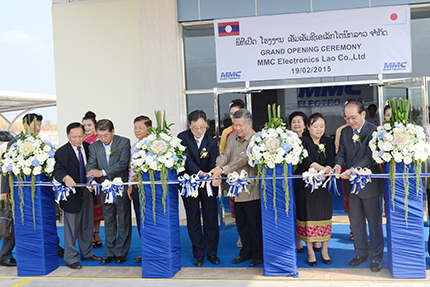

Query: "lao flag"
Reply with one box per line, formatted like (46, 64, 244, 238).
(218, 21, 240, 37)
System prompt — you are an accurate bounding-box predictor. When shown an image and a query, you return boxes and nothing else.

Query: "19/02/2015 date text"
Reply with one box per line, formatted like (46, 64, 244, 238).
(291, 66, 331, 74)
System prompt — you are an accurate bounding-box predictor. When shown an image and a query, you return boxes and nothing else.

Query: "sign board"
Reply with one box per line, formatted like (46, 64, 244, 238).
(214, 6, 411, 83)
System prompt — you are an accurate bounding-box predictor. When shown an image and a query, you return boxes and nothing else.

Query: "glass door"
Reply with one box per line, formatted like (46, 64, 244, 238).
(378, 77, 428, 125)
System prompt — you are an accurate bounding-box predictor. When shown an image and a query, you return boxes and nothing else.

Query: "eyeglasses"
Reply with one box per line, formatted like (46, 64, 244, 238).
(190, 125, 207, 132)
(343, 114, 361, 122)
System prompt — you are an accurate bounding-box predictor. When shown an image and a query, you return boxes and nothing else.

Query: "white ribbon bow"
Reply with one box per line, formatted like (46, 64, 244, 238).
(52, 179, 76, 203)
(101, 177, 124, 204)
(226, 170, 250, 197)
(178, 174, 200, 198)
(302, 168, 325, 193)
(199, 174, 213, 197)
(349, 167, 372, 194)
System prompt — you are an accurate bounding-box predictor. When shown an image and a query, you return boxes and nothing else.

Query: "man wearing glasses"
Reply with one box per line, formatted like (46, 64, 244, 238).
(333, 100, 384, 272)
(178, 110, 220, 267)
(86, 119, 131, 265)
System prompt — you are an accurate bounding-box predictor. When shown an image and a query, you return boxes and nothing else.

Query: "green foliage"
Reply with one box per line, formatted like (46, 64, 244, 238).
(148, 110, 174, 135)
(389, 97, 413, 126)
(264, 104, 285, 129)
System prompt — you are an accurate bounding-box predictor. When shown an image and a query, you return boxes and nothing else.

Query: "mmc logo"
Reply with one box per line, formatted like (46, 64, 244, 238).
(383, 62, 407, 71)
(220, 71, 241, 80)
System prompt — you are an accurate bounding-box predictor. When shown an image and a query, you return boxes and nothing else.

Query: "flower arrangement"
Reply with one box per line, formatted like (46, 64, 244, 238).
(369, 98, 430, 221)
(352, 132, 362, 146)
(131, 110, 186, 225)
(0, 132, 56, 226)
(247, 104, 308, 219)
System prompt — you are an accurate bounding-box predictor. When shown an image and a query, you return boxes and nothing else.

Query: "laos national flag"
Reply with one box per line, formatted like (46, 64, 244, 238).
(218, 21, 240, 37)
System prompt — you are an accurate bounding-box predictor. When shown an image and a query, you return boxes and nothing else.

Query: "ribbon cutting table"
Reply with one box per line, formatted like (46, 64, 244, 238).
(11, 169, 430, 278)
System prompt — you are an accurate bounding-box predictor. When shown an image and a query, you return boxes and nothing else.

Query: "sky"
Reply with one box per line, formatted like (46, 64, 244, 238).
(0, 0, 57, 123)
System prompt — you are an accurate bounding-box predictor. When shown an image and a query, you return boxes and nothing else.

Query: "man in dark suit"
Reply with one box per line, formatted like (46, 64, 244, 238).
(54, 123, 103, 269)
(178, 110, 220, 267)
(0, 113, 43, 267)
(86, 119, 131, 265)
(334, 100, 384, 272)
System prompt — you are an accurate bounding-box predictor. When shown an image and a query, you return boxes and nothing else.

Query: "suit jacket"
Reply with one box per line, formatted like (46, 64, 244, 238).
(335, 120, 383, 199)
(86, 134, 130, 183)
(177, 129, 218, 175)
(53, 141, 90, 213)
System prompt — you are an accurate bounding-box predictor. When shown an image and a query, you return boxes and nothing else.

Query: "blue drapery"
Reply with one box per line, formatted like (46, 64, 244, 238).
(13, 174, 58, 276)
(260, 164, 298, 277)
(384, 162, 426, 279)
(140, 169, 181, 278)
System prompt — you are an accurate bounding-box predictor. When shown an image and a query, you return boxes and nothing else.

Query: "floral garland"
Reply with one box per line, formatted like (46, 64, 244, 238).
(131, 110, 186, 226)
(369, 98, 430, 221)
(247, 104, 308, 222)
(0, 132, 56, 227)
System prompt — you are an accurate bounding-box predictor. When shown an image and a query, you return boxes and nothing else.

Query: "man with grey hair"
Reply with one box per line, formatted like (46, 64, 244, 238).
(211, 109, 263, 267)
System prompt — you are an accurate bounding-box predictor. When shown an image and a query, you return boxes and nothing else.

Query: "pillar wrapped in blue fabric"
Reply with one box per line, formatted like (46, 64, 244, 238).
(260, 164, 298, 277)
(140, 169, 181, 278)
(13, 174, 58, 276)
(384, 162, 426, 279)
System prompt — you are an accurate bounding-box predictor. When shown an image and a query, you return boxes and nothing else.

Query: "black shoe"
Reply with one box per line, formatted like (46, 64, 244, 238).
(313, 243, 322, 252)
(321, 254, 331, 265)
(308, 260, 317, 266)
(101, 256, 115, 265)
(134, 256, 142, 263)
(58, 245, 64, 258)
(207, 255, 220, 265)
(115, 257, 127, 264)
(297, 247, 304, 253)
(249, 259, 263, 266)
(67, 262, 82, 270)
(0, 258, 17, 267)
(349, 256, 368, 267)
(193, 256, 204, 267)
(81, 254, 103, 261)
(231, 256, 249, 264)
(370, 261, 381, 272)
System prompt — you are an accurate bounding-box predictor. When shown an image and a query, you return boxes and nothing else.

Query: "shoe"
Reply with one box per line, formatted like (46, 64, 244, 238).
(349, 256, 368, 267)
(134, 256, 142, 263)
(193, 257, 204, 267)
(297, 247, 304, 253)
(100, 256, 115, 265)
(67, 262, 82, 270)
(321, 254, 331, 265)
(308, 260, 317, 266)
(249, 259, 263, 266)
(0, 258, 17, 267)
(115, 257, 127, 264)
(370, 261, 381, 272)
(81, 254, 103, 261)
(93, 232, 103, 248)
(207, 255, 220, 265)
(313, 243, 322, 252)
(231, 256, 249, 264)
(58, 245, 64, 258)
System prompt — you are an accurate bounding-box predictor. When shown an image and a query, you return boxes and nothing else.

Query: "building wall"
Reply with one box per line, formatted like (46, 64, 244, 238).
(52, 0, 186, 145)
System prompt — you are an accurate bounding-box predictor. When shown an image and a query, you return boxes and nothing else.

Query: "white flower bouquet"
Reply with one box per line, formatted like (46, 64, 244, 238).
(131, 110, 186, 224)
(370, 98, 430, 219)
(247, 104, 308, 217)
(0, 132, 56, 225)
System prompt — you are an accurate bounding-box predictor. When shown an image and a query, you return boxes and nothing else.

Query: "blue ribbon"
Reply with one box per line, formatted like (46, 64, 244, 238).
(350, 170, 372, 194)
(303, 174, 324, 193)
(226, 171, 250, 197)
(178, 174, 199, 198)
(199, 174, 213, 197)
(324, 172, 340, 196)
(53, 184, 74, 203)
(89, 180, 100, 195)
(101, 179, 124, 204)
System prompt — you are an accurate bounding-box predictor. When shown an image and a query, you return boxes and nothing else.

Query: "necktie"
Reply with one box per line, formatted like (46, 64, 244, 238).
(77, 147, 86, 183)
(196, 139, 199, 149)
(353, 130, 358, 147)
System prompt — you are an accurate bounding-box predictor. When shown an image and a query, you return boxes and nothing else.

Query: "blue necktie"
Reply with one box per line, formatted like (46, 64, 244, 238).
(353, 130, 358, 147)
(77, 147, 86, 183)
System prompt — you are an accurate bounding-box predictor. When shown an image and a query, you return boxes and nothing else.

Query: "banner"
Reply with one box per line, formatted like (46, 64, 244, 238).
(214, 5, 411, 83)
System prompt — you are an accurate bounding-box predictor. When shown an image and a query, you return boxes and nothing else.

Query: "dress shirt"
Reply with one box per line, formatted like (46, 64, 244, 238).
(72, 144, 87, 165)
(102, 141, 113, 176)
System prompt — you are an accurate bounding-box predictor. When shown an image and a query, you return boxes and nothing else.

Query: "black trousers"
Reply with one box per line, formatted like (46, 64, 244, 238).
(182, 187, 219, 258)
(132, 186, 141, 237)
(235, 199, 263, 260)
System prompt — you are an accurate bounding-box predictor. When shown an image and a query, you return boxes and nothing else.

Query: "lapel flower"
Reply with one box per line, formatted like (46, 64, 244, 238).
(352, 132, 363, 146)
(200, 148, 209, 159)
(106, 150, 115, 156)
(317, 143, 326, 157)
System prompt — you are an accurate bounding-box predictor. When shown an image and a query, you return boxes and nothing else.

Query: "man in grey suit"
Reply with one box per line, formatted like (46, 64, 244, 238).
(86, 119, 131, 265)
(333, 100, 384, 272)
(54, 123, 103, 269)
